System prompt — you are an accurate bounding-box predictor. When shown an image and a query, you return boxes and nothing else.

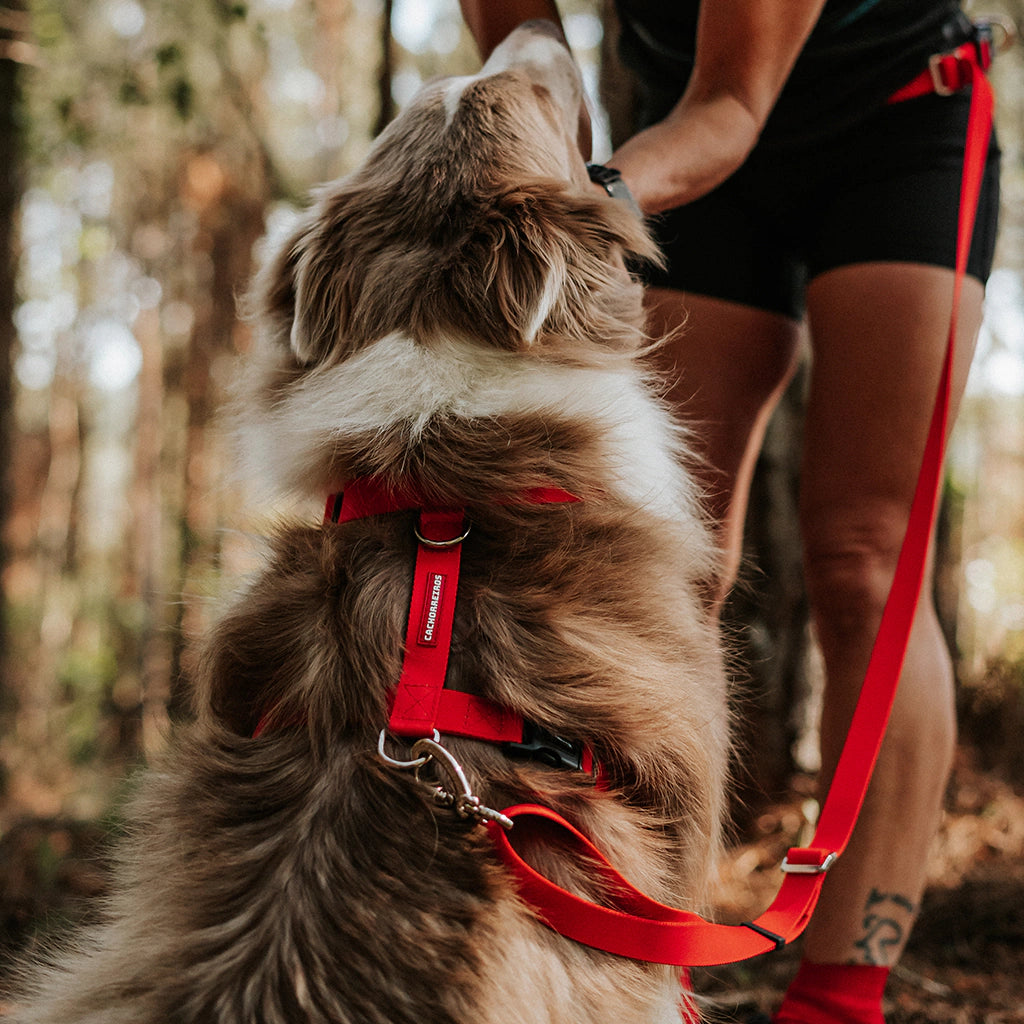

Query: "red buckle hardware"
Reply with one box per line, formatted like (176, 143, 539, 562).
(780, 847, 839, 875)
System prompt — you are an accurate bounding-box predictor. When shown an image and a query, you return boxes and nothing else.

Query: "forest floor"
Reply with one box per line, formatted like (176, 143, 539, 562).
(0, 744, 1022, 1022)
(693, 745, 1024, 1023)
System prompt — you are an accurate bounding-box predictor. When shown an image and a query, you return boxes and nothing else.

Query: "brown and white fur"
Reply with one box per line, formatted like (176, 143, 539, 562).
(10, 23, 730, 1024)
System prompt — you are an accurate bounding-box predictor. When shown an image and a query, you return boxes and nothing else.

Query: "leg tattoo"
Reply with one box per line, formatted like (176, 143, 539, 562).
(852, 888, 917, 965)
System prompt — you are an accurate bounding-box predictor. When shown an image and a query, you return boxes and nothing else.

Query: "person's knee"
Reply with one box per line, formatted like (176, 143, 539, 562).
(800, 501, 909, 641)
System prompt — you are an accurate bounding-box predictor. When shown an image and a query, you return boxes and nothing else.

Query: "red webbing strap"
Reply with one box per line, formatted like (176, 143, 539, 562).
(387, 506, 472, 738)
(815, 53, 993, 855)
(326, 477, 581, 741)
(488, 805, 827, 966)
(325, 479, 582, 524)
(488, 62, 994, 967)
(887, 39, 993, 104)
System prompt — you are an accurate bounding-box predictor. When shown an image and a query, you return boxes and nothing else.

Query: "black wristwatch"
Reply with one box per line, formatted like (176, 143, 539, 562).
(586, 163, 642, 217)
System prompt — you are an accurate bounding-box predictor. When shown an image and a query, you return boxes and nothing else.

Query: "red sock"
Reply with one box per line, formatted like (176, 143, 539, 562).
(774, 961, 889, 1024)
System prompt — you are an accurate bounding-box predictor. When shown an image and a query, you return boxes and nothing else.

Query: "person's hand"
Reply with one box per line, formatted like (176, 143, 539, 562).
(606, 93, 761, 215)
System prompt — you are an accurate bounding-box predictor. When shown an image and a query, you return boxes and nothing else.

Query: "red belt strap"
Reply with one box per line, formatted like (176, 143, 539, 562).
(487, 51, 995, 967)
(887, 38, 993, 104)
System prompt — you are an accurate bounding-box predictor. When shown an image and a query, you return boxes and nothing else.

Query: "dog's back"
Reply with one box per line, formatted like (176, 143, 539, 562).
(10, 25, 729, 1024)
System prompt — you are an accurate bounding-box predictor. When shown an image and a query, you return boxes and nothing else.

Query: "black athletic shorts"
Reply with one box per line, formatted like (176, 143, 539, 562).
(642, 88, 1001, 320)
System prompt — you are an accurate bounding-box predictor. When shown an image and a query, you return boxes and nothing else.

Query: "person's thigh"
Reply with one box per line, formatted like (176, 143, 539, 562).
(645, 287, 804, 597)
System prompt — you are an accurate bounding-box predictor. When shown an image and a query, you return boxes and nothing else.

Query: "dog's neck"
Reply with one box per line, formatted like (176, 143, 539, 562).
(234, 332, 702, 528)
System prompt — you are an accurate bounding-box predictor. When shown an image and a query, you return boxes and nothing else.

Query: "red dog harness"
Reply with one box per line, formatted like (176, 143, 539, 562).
(324, 477, 594, 772)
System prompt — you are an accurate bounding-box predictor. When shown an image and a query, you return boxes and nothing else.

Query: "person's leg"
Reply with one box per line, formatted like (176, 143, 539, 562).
(775, 262, 983, 1023)
(645, 286, 804, 607)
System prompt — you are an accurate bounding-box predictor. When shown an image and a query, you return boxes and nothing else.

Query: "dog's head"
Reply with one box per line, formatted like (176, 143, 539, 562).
(249, 22, 657, 367)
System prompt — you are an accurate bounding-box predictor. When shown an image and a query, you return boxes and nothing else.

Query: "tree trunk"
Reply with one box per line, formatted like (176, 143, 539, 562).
(0, 1, 28, 669)
(375, 0, 395, 137)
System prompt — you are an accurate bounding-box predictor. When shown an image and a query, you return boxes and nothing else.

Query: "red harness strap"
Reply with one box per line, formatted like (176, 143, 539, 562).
(328, 476, 581, 744)
(487, 49, 995, 967)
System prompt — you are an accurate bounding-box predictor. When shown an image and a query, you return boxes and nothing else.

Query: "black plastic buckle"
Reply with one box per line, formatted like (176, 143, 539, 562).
(503, 721, 585, 772)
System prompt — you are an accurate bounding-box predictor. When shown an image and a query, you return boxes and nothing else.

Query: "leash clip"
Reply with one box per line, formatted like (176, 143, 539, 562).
(412, 735, 514, 830)
(973, 16, 1016, 57)
(378, 730, 513, 830)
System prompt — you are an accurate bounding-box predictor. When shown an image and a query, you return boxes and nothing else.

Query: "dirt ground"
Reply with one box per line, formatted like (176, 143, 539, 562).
(1, 745, 1022, 1022)
(693, 746, 1024, 1023)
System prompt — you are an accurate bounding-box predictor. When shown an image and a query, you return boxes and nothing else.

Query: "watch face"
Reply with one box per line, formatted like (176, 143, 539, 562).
(586, 163, 622, 191)
(587, 164, 641, 217)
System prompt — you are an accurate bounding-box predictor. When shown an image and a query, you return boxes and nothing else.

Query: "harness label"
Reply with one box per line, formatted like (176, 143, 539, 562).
(417, 572, 446, 646)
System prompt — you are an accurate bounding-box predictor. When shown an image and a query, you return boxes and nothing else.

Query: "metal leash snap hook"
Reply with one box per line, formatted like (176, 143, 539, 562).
(411, 736, 513, 830)
(377, 728, 439, 769)
(976, 15, 1016, 54)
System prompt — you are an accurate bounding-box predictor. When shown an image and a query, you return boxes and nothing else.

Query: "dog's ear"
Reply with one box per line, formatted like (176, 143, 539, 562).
(247, 198, 359, 366)
(457, 182, 659, 352)
(247, 212, 318, 363)
(288, 207, 353, 365)
(473, 188, 571, 348)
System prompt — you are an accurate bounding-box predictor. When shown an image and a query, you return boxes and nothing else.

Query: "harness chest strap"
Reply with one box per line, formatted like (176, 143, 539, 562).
(486, 50, 995, 967)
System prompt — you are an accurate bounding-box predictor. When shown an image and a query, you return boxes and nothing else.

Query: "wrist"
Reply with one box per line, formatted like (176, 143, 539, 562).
(586, 164, 642, 218)
(611, 94, 761, 215)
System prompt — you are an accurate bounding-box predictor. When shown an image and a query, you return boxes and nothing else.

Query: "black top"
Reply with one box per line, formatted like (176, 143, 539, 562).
(615, 0, 975, 145)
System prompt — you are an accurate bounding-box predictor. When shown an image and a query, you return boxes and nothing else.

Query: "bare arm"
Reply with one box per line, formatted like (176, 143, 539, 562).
(458, 0, 567, 59)
(458, 0, 594, 156)
(609, 0, 828, 213)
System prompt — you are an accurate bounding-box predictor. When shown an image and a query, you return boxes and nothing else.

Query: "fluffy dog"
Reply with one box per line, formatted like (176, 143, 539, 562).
(11, 23, 729, 1024)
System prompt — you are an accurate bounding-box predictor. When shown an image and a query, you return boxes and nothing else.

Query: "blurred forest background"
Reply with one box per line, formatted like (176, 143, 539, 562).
(0, 1, 1023, 1019)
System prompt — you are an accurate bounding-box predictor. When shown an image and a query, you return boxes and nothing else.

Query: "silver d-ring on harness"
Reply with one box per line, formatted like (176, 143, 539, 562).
(413, 521, 471, 548)
(377, 728, 439, 769)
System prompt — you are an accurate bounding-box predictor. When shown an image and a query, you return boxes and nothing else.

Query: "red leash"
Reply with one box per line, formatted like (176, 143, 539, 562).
(487, 47, 995, 967)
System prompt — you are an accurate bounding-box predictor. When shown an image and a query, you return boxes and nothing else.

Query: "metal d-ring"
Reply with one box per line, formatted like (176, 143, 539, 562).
(413, 521, 471, 548)
(377, 728, 439, 769)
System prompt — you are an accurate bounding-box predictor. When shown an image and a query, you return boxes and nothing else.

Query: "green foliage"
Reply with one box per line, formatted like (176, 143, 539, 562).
(154, 41, 182, 68)
(58, 633, 119, 766)
(118, 71, 147, 107)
